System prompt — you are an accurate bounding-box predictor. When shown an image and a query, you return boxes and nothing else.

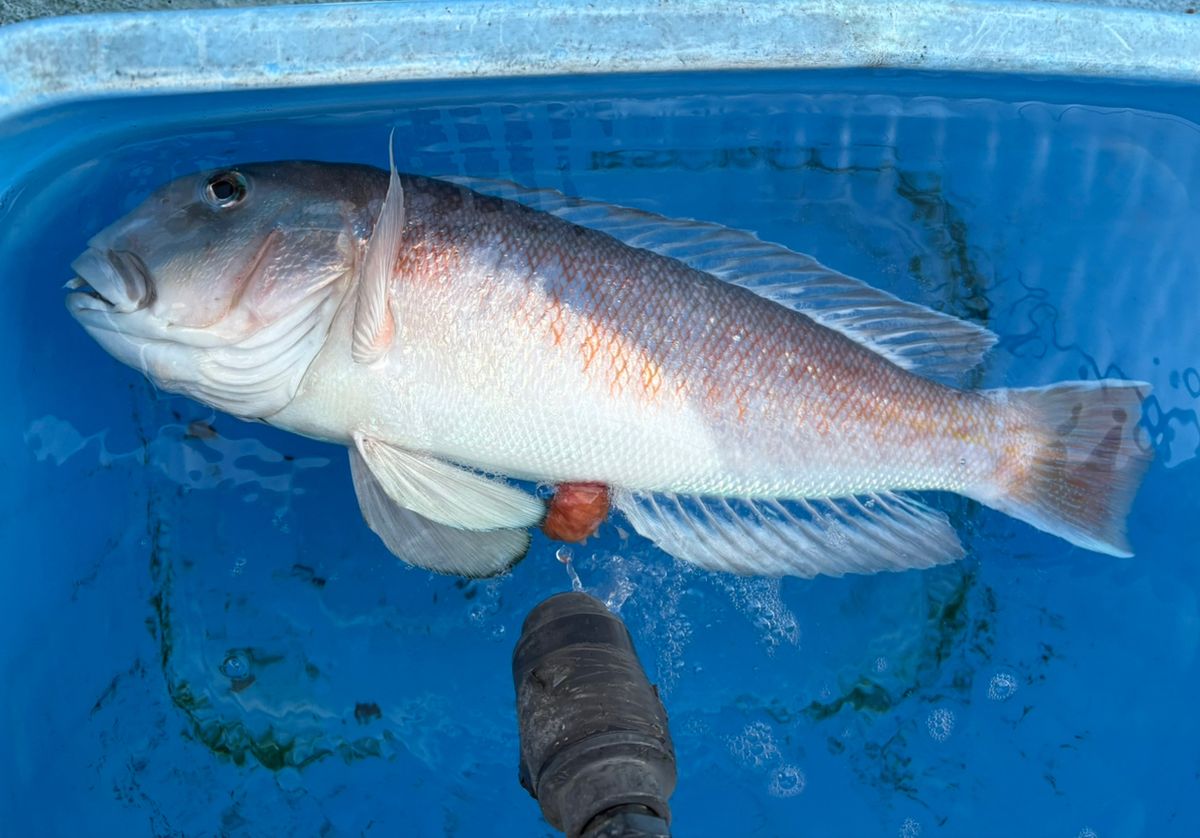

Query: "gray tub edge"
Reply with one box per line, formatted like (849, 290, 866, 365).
(0, 0, 1198, 120)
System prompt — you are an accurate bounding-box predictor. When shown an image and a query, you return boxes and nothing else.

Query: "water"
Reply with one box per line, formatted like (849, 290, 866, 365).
(1, 70, 1198, 837)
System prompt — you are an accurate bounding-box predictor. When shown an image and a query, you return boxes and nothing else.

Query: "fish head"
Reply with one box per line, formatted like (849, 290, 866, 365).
(66, 162, 383, 419)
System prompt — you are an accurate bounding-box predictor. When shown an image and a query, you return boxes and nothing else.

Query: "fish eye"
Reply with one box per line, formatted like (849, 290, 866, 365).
(202, 171, 248, 209)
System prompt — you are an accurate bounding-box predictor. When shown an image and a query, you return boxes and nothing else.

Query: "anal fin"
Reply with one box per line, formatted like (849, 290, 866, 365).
(612, 490, 965, 578)
(350, 448, 529, 577)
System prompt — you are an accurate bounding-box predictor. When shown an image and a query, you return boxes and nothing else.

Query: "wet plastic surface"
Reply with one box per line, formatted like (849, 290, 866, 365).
(1, 65, 1198, 838)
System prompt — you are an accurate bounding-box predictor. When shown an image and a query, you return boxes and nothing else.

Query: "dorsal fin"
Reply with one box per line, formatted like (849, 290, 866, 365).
(448, 177, 996, 382)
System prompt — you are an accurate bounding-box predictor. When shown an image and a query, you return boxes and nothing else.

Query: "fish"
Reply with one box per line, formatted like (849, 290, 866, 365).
(66, 148, 1153, 579)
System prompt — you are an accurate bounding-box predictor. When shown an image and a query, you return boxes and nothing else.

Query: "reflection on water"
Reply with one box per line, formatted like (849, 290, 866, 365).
(4, 73, 1199, 836)
(25, 413, 329, 494)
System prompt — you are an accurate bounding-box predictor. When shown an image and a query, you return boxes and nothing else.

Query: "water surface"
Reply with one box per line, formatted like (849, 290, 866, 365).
(1, 70, 1197, 837)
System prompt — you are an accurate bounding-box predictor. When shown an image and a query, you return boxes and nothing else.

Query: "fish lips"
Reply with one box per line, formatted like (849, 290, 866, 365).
(66, 248, 153, 315)
(65, 250, 166, 378)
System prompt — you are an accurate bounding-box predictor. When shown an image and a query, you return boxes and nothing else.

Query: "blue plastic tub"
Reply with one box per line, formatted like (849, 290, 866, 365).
(2, 2, 1198, 836)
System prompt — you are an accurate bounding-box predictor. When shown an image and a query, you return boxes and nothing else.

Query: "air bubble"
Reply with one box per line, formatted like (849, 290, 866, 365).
(821, 520, 851, 549)
(874, 656, 889, 673)
(988, 671, 1018, 701)
(713, 576, 799, 650)
(603, 555, 636, 612)
(726, 721, 780, 769)
(586, 552, 692, 693)
(1077, 829, 1098, 838)
(899, 818, 922, 838)
(220, 652, 249, 680)
(926, 707, 955, 742)
(768, 764, 806, 797)
(466, 578, 507, 627)
(555, 546, 574, 564)
(536, 482, 555, 499)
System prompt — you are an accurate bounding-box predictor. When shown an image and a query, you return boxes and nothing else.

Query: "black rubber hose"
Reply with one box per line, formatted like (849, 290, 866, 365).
(512, 592, 676, 838)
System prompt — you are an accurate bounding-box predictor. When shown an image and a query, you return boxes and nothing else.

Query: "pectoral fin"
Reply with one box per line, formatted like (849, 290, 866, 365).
(352, 434, 545, 532)
(350, 448, 529, 577)
(352, 134, 405, 364)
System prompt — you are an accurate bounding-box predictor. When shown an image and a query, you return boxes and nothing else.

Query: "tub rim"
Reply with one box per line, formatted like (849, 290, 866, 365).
(0, 0, 1198, 121)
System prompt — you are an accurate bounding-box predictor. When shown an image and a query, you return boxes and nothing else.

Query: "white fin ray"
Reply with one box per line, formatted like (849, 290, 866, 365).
(353, 434, 544, 532)
(349, 448, 529, 577)
(448, 177, 996, 381)
(612, 489, 965, 578)
(353, 135, 405, 364)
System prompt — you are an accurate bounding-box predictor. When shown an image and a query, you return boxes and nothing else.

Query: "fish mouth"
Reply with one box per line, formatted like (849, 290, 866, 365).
(66, 248, 154, 314)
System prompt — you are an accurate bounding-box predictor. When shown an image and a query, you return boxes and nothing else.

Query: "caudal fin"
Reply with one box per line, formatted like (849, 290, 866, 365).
(985, 380, 1153, 557)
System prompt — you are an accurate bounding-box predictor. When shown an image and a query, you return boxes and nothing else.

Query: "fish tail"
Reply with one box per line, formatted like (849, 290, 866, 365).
(980, 380, 1153, 557)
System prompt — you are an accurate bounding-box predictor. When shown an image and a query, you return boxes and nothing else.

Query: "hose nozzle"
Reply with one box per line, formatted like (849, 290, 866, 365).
(513, 592, 676, 838)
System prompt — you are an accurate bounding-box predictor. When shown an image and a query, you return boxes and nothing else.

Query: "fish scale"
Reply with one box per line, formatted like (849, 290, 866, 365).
(390, 176, 988, 500)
